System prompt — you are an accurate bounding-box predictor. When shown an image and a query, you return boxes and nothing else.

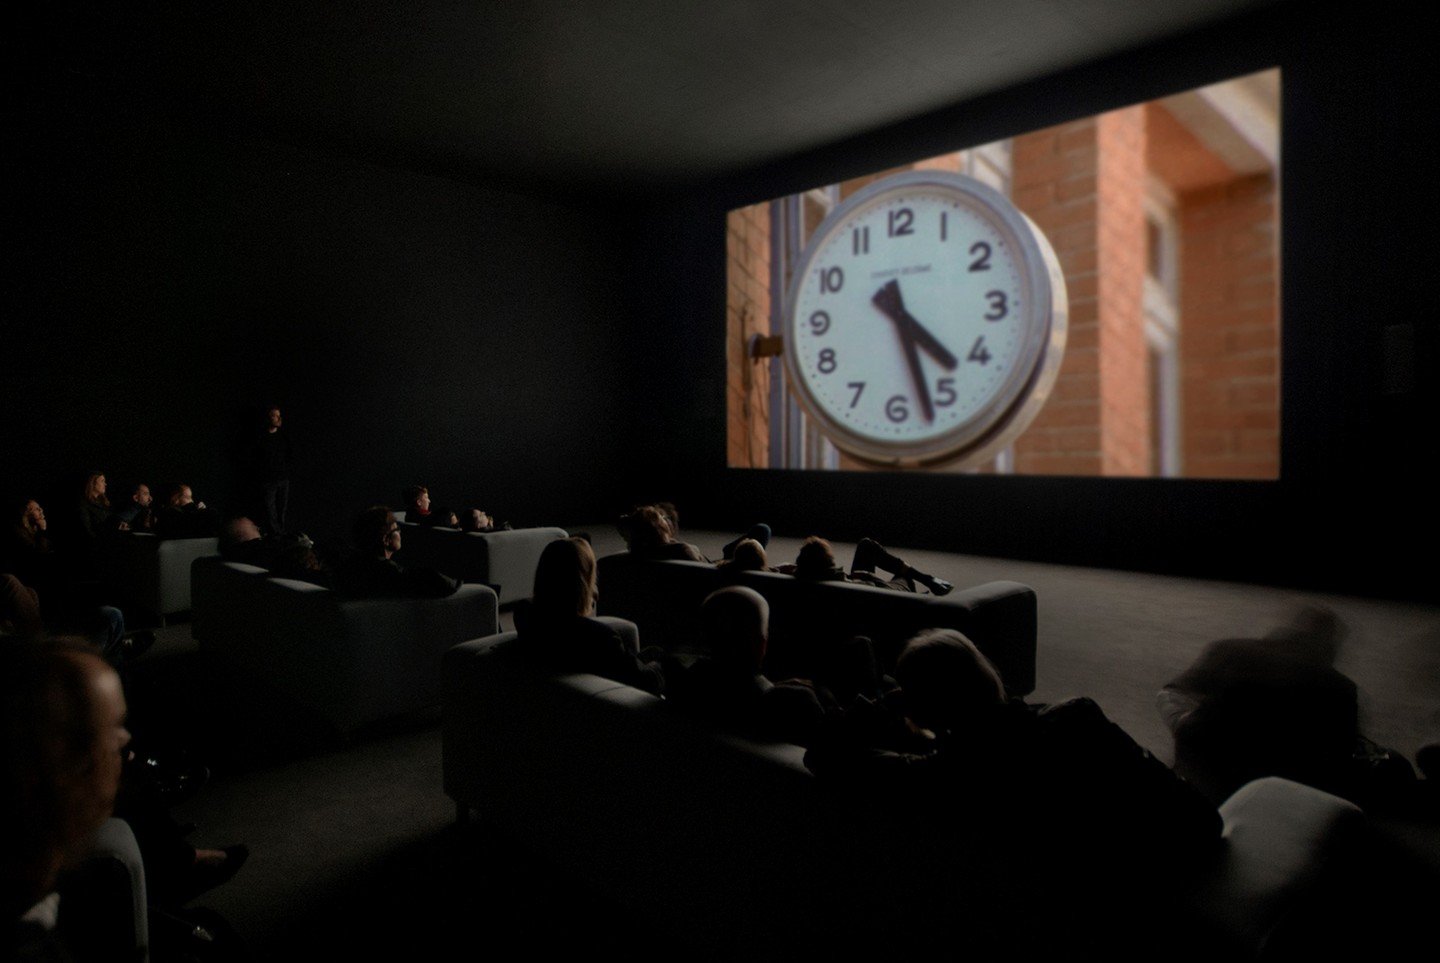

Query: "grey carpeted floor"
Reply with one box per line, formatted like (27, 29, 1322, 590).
(142, 527, 1439, 958)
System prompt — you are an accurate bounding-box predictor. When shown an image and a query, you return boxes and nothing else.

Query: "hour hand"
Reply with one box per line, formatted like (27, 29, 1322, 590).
(872, 280, 958, 371)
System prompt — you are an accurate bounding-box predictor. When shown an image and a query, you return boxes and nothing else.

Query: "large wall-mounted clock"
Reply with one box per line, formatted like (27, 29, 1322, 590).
(782, 170, 1068, 469)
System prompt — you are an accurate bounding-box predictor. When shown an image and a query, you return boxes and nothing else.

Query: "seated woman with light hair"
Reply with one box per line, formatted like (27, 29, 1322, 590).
(514, 537, 664, 695)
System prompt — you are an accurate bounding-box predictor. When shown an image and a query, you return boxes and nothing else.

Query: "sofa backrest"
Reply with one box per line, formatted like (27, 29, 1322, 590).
(397, 524, 568, 604)
(596, 553, 1037, 694)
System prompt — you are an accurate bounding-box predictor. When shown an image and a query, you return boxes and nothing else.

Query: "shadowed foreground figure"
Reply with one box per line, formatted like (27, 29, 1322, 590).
(1160, 606, 1419, 810)
(806, 628, 1221, 956)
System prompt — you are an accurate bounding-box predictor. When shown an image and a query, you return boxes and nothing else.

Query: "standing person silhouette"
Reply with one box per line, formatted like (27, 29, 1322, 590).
(252, 406, 293, 535)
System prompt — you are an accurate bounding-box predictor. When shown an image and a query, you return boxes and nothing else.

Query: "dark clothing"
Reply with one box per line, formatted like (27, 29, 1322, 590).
(261, 480, 289, 536)
(337, 554, 459, 599)
(668, 659, 825, 745)
(631, 541, 706, 563)
(408, 508, 457, 528)
(806, 696, 1221, 866)
(112, 503, 154, 531)
(255, 429, 292, 483)
(513, 604, 665, 695)
(153, 505, 220, 539)
(0, 573, 43, 637)
(252, 428, 293, 534)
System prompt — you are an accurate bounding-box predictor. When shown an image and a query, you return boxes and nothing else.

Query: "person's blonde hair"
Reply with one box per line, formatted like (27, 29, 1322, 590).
(533, 537, 598, 618)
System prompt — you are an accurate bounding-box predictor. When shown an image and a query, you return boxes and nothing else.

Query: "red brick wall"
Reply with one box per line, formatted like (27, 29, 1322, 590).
(1178, 173, 1280, 478)
(726, 204, 772, 468)
(1010, 119, 1105, 475)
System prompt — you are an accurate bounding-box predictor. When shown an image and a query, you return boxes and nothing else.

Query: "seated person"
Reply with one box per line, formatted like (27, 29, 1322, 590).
(153, 484, 219, 539)
(781, 536, 952, 596)
(667, 586, 825, 745)
(512, 537, 664, 695)
(60, 472, 126, 576)
(714, 538, 770, 576)
(401, 485, 509, 532)
(3, 636, 130, 953)
(808, 628, 1220, 855)
(806, 628, 1222, 953)
(3, 499, 127, 662)
(1160, 606, 1415, 809)
(617, 504, 705, 562)
(218, 517, 331, 587)
(112, 483, 155, 532)
(0, 573, 43, 639)
(336, 506, 460, 598)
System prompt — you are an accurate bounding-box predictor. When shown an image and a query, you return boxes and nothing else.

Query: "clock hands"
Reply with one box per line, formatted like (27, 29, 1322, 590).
(872, 279, 959, 371)
(871, 279, 957, 423)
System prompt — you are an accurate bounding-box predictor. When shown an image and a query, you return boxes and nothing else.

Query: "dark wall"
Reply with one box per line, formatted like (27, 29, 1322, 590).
(2, 66, 640, 543)
(638, 6, 1439, 599)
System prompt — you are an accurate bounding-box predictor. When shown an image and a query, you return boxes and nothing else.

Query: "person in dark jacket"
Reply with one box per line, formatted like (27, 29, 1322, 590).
(667, 586, 825, 745)
(337, 506, 459, 599)
(253, 406, 292, 535)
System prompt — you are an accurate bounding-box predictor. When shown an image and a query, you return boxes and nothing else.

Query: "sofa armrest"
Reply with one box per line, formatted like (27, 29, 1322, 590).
(58, 817, 148, 963)
(943, 580, 1037, 695)
(1182, 776, 1363, 959)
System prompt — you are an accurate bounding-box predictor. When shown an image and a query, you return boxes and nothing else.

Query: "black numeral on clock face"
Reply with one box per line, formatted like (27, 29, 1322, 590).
(940, 212, 947, 242)
(984, 290, 1008, 321)
(817, 348, 837, 374)
(888, 208, 914, 237)
(820, 266, 844, 294)
(847, 382, 865, 408)
(852, 227, 870, 255)
(968, 337, 992, 365)
(809, 311, 831, 336)
(886, 394, 910, 423)
(969, 242, 991, 271)
(936, 378, 957, 407)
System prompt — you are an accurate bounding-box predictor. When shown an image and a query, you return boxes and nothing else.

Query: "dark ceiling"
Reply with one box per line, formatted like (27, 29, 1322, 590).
(45, 0, 1277, 193)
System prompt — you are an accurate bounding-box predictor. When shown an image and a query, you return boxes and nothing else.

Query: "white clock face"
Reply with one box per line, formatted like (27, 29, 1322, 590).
(783, 171, 1066, 468)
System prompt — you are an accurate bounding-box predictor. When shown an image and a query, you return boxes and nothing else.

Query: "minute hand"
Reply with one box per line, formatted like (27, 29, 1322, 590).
(873, 280, 935, 423)
(901, 310, 959, 371)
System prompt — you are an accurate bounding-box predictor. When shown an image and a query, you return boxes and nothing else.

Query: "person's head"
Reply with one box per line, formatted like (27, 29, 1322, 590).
(16, 498, 46, 535)
(1264, 604, 1346, 667)
(722, 538, 768, 572)
(402, 485, 430, 514)
(532, 537, 598, 618)
(353, 506, 400, 558)
(266, 406, 282, 431)
(220, 517, 263, 550)
(167, 484, 194, 508)
(2, 637, 130, 916)
(82, 472, 108, 507)
(656, 502, 680, 534)
(131, 484, 152, 508)
(895, 629, 1006, 734)
(700, 586, 769, 672)
(620, 505, 673, 553)
(794, 536, 837, 578)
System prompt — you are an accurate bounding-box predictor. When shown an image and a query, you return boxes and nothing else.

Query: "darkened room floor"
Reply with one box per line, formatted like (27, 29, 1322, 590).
(129, 527, 1440, 959)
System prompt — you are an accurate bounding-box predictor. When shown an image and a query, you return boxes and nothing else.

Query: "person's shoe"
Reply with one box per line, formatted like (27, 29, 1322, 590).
(181, 845, 249, 904)
(920, 575, 954, 597)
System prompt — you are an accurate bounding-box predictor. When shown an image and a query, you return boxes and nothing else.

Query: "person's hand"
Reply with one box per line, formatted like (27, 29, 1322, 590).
(447, 512, 460, 526)
(197, 501, 206, 510)
(118, 521, 130, 532)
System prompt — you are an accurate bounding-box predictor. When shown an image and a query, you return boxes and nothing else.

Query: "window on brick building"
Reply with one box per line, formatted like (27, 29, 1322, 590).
(1144, 187, 1182, 477)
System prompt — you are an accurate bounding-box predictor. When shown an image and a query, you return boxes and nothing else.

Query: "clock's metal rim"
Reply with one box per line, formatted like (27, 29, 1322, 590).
(780, 170, 1067, 469)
